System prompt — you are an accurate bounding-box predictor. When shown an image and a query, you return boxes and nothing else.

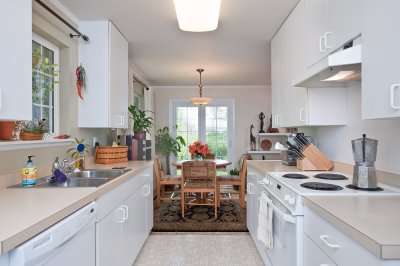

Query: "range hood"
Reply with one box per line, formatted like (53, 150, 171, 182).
(293, 38, 361, 88)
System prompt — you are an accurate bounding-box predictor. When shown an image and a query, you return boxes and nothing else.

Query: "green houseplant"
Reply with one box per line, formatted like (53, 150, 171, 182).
(19, 119, 50, 141)
(128, 105, 154, 140)
(155, 126, 185, 175)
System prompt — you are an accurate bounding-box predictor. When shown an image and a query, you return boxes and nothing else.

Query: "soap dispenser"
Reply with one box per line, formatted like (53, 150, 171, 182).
(21, 156, 38, 187)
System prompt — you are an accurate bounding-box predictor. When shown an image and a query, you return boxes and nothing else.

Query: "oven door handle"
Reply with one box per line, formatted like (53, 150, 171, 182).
(259, 194, 296, 224)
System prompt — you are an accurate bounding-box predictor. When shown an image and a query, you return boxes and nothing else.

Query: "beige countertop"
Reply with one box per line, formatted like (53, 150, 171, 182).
(303, 196, 400, 260)
(247, 160, 300, 174)
(0, 160, 153, 255)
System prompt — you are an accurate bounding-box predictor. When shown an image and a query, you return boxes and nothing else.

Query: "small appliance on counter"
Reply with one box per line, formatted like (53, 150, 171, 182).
(350, 134, 379, 190)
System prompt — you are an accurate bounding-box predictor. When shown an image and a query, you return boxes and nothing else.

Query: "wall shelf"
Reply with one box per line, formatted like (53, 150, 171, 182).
(0, 139, 74, 151)
(257, 133, 290, 137)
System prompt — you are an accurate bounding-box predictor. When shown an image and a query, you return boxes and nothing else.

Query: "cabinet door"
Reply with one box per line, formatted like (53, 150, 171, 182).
(282, 0, 308, 127)
(304, 234, 337, 266)
(145, 181, 154, 234)
(271, 29, 285, 128)
(78, 21, 109, 127)
(246, 172, 255, 236)
(305, 0, 329, 68)
(109, 22, 128, 128)
(122, 185, 147, 265)
(362, 0, 400, 119)
(96, 206, 124, 266)
(0, 0, 32, 120)
(327, 0, 361, 51)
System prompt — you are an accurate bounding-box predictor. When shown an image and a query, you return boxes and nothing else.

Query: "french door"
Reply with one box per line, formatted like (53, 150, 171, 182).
(170, 100, 235, 166)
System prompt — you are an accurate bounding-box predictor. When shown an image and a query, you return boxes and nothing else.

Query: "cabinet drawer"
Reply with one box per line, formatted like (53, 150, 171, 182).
(304, 234, 336, 266)
(304, 206, 396, 266)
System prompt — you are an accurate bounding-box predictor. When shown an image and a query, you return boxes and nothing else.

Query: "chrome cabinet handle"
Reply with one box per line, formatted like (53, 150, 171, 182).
(320, 235, 339, 248)
(299, 108, 306, 122)
(122, 205, 128, 221)
(324, 32, 332, 49)
(390, 84, 400, 109)
(247, 183, 254, 194)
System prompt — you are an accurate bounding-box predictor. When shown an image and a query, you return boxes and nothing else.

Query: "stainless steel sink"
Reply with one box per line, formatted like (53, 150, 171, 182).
(8, 168, 131, 188)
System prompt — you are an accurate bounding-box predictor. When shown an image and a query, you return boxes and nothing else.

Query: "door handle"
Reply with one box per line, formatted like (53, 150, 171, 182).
(144, 184, 151, 196)
(324, 32, 332, 49)
(320, 235, 339, 248)
(116, 206, 125, 223)
(122, 205, 128, 221)
(390, 84, 400, 109)
(299, 108, 306, 122)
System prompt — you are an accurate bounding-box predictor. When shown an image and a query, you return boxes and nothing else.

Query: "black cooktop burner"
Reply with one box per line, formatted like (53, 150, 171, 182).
(314, 173, 348, 180)
(301, 182, 343, 191)
(346, 184, 384, 191)
(282, 173, 309, 179)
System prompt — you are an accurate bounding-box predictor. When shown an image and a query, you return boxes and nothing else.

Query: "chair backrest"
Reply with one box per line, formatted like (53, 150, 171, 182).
(182, 161, 216, 181)
(239, 156, 249, 181)
(154, 156, 162, 182)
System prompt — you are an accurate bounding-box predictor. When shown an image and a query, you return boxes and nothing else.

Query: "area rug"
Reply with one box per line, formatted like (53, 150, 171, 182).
(152, 200, 248, 232)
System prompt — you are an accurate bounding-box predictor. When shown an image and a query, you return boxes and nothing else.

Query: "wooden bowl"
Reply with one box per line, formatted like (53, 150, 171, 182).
(260, 139, 272, 151)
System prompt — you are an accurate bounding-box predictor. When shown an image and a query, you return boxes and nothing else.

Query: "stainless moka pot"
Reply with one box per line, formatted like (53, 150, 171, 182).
(351, 134, 378, 189)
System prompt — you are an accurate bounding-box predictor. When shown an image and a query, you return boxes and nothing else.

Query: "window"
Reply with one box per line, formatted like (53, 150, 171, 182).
(170, 100, 235, 164)
(32, 33, 59, 134)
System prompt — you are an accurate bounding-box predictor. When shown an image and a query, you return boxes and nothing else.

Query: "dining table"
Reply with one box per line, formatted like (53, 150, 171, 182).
(171, 159, 232, 168)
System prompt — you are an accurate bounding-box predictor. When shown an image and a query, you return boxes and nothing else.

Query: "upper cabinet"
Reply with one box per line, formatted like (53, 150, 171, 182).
(271, 0, 347, 128)
(362, 0, 400, 119)
(79, 21, 128, 128)
(305, 0, 362, 68)
(0, 0, 32, 121)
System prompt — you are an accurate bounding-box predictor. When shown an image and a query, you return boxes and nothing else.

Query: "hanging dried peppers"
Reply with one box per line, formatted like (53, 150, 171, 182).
(75, 64, 86, 100)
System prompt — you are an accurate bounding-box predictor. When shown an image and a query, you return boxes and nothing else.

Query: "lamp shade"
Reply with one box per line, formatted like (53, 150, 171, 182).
(173, 0, 221, 32)
(190, 97, 213, 105)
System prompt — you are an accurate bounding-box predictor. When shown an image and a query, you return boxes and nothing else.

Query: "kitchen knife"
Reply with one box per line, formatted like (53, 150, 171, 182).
(289, 148, 304, 158)
(297, 133, 310, 146)
(293, 138, 305, 150)
(286, 141, 302, 154)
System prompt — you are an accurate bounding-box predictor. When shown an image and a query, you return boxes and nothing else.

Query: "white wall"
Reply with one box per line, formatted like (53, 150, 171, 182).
(153, 85, 271, 167)
(314, 82, 400, 174)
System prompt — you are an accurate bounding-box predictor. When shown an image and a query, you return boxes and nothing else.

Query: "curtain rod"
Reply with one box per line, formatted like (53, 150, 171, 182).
(35, 0, 89, 41)
(133, 76, 148, 90)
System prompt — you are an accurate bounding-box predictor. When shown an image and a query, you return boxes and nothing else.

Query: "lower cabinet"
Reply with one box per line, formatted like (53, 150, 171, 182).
(304, 205, 399, 266)
(96, 167, 153, 266)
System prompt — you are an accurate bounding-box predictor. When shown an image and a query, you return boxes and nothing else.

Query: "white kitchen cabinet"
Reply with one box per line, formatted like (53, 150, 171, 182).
(271, 0, 347, 128)
(362, 0, 400, 119)
(304, 205, 399, 266)
(305, 0, 361, 68)
(304, 234, 336, 266)
(78, 21, 128, 128)
(96, 166, 153, 266)
(0, 0, 32, 121)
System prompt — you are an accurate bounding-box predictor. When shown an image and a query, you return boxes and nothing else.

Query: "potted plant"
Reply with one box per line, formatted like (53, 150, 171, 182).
(0, 121, 17, 140)
(19, 119, 50, 141)
(155, 126, 185, 175)
(128, 105, 153, 140)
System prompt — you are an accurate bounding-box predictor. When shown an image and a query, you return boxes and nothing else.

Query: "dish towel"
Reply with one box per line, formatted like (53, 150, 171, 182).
(257, 192, 274, 249)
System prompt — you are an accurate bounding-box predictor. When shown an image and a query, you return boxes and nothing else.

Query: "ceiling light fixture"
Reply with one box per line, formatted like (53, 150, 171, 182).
(173, 0, 221, 32)
(190, 69, 212, 105)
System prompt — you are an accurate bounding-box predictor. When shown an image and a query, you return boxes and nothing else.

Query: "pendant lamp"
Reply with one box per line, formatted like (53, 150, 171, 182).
(190, 69, 212, 105)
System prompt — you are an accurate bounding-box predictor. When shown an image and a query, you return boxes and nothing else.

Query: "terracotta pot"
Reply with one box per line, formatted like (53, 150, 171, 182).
(20, 132, 43, 141)
(0, 121, 16, 140)
(133, 131, 146, 140)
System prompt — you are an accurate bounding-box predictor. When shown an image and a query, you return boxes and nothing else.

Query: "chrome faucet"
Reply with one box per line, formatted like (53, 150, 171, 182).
(52, 156, 85, 175)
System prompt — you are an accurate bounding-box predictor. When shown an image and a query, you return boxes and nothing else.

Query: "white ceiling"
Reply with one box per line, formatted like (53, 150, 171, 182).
(58, 0, 298, 86)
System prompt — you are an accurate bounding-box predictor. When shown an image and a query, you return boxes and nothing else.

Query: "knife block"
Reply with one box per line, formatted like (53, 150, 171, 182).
(296, 144, 333, 171)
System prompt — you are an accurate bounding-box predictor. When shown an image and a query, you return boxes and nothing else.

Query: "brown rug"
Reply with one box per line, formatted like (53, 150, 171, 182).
(152, 200, 247, 232)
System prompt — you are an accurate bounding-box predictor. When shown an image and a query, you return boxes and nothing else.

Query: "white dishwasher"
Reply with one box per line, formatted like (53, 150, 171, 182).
(9, 201, 97, 266)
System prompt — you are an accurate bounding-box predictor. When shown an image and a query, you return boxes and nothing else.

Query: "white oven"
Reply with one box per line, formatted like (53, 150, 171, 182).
(260, 187, 303, 266)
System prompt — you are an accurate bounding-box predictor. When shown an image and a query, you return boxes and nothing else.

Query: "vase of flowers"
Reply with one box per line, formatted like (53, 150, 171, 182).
(188, 141, 211, 160)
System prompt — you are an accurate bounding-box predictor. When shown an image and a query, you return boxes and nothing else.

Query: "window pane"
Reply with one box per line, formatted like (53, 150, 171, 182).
(216, 118, 227, 131)
(206, 107, 216, 119)
(187, 107, 198, 131)
(217, 107, 227, 118)
(32, 105, 41, 122)
(176, 107, 188, 131)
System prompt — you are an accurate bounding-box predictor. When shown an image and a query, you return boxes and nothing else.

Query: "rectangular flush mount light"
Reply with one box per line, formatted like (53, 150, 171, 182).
(173, 0, 221, 32)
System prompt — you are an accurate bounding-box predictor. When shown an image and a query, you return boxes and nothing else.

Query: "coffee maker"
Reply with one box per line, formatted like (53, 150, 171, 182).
(351, 134, 378, 189)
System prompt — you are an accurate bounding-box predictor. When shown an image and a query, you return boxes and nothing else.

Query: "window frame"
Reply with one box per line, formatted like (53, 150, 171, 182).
(32, 33, 60, 135)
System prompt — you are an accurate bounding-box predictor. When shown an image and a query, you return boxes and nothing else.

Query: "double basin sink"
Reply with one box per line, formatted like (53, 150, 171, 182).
(9, 169, 131, 188)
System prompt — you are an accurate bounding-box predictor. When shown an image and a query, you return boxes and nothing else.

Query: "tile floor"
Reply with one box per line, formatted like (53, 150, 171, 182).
(134, 232, 264, 266)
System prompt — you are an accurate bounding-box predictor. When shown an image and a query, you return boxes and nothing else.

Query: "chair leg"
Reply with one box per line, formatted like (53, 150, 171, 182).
(240, 184, 245, 208)
(156, 182, 161, 209)
(181, 190, 185, 220)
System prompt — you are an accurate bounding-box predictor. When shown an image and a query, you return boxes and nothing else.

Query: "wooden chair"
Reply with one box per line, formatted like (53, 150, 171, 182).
(154, 156, 181, 209)
(216, 154, 250, 208)
(181, 161, 217, 219)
